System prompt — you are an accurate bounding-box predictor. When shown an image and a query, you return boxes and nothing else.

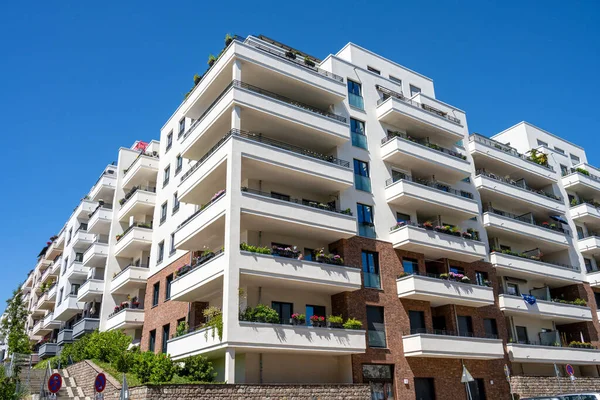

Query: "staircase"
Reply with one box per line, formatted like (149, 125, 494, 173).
(54, 368, 91, 400)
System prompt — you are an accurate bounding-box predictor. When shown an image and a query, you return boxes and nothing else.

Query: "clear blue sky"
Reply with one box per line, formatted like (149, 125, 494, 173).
(1, 1, 598, 307)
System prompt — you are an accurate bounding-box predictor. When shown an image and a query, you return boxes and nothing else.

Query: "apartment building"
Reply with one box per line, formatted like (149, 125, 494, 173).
(10, 33, 600, 400)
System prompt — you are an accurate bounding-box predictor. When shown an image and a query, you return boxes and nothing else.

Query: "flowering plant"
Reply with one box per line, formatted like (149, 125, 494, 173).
(291, 313, 306, 322)
(310, 315, 325, 322)
(210, 189, 226, 202)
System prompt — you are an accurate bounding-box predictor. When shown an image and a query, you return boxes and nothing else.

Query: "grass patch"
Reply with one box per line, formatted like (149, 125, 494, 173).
(92, 359, 142, 387)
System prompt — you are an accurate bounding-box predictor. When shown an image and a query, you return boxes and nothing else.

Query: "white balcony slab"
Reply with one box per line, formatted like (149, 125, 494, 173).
(114, 226, 153, 258)
(122, 155, 159, 189)
(570, 203, 600, 226)
(507, 343, 600, 365)
(170, 253, 226, 302)
(175, 195, 226, 251)
(396, 274, 494, 307)
(77, 279, 104, 302)
(579, 236, 600, 256)
(89, 174, 117, 201)
(71, 230, 95, 250)
(42, 312, 60, 331)
(118, 190, 157, 222)
(87, 207, 113, 235)
(105, 308, 145, 331)
(498, 294, 592, 323)
(403, 334, 504, 359)
(65, 262, 89, 280)
(74, 200, 98, 220)
(562, 170, 600, 199)
(381, 136, 470, 182)
(389, 225, 487, 262)
(490, 252, 581, 284)
(586, 270, 600, 287)
(82, 242, 109, 268)
(53, 295, 84, 321)
(385, 179, 478, 220)
(482, 212, 569, 249)
(110, 266, 150, 295)
(44, 240, 63, 260)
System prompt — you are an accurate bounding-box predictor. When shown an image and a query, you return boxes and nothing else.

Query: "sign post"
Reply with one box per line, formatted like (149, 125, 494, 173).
(48, 372, 62, 399)
(553, 363, 563, 394)
(504, 364, 515, 400)
(120, 373, 129, 400)
(461, 365, 475, 400)
(565, 364, 579, 396)
(95, 372, 106, 400)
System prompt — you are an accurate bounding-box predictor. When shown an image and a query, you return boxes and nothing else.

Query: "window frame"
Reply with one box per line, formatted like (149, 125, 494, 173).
(152, 282, 160, 307)
(166, 131, 173, 152)
(163, 165, 170, 187)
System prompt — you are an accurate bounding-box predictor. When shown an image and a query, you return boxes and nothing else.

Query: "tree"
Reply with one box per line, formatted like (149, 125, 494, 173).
(0, 287, 31, 356)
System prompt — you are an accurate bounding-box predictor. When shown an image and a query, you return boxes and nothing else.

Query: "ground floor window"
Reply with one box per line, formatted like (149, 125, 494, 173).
(414, 377, 435, 400)
(362, 364, 394, 399)
(467, 378, 486, 400)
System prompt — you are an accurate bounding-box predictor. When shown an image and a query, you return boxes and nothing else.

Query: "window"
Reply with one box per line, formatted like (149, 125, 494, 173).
(70, 283, 80, 296)
(67, 228, 72, 244)
(347, 79, 364, 109)
(362, 251, 380, 289)
(409, 85, 421, 97)
(169, 233, 176, 255)
(166, 131, 173, 152)
(305, 304, 326, 326)
(389, 75, 402, 86)
(350, 118, 367, 149)
(560, 164, 569, 176)
(457, 315, 473, 337)
(537, 139, 548, 147)
(157, 241, 164, 264)
(468, 378, 486, 400)
(554, 146, 565, 155)
(75, 252, 83, 262)
(585, 258, 594, 273)
(506, 282, 520, 296)
(577, 226, 585, 240)
(483, 318, 498, 339)
(152, 282, 160, 307)
(163, 165, 170, 187)
(160, 202, 167, 224)
(570, 153, 580, 163)
(354, 159, 371, 192)
(357, 203, 375, 238)
(362, 365, 395, 400)
(175, 154, 183, 174)
(149, 329, 156, 352)
(367, 306, 386, 348)
(396, 212, 411, 224)
(367, 66, 380, 75)
(409, 310, 425, 334)
(515, 325, 528, 343)
(165, 274, 173, 300)
(62, 257, 68, 275)
(58, 288, 64, 305)
(402, 258, 418, 275)
(475, 271, 488, 286)
(161, 324, 170, 353)
(414, 378, 435, 400)
(172, 192, 180, 214)
(272, 301, 293, 325)
(178, 118, 185, 138)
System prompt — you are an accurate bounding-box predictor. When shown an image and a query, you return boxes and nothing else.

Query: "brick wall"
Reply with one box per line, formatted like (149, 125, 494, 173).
(67, 360, 121, 398)
(124, 384, 370, 399)
(329, 236, 511, 400)
(140, 252, 191, 353)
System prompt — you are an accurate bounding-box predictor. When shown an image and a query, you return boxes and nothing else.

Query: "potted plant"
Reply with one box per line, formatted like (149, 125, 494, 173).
(328, 315, 344, 329)
(131, 296, 140, 309)
(193, 73, 202, 86)
(439, 273, 449, 280)
(341, 208, 352, 215)
(460, 276, 471, 283)
(291, 313, 305, 325)
(113, 305, 120, 313)
(342, 318, 363, 330)
(225, 33, 234, 46)
(462, 231, 472, 239)
(207, 54, 217, 67)
(310, 315, 325, 327)
(285, 50, 296, 59)
(423, 221, 434, 230)
(304, 56, 315, 67)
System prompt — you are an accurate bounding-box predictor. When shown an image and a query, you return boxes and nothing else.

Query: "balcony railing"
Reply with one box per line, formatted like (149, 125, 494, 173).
(382, 131, 467, 160)
(385, 171, 474, 199)
(116, 222, 153, 242)
(390, 221, 481, 242)
(563, 166, 600, 182)
(112, 264, 149, 281)
(469, 134, 554, 171)
(476, 170, 561, 201)
(490, 249, 578, 271)
(408, 328, 498, 340)
(119, 186, 157, 207)
(376, 85, 461, 125)
(177, 190, 227, 230)
(108, 306, 144, 319)
(123, 151, 159, 176)
(88, 203, 114, 219)
(241, 187, 352, 216)
(173, 250, 224, 280)
(484, 206, 568, 234)
(401, 270, 491, 288)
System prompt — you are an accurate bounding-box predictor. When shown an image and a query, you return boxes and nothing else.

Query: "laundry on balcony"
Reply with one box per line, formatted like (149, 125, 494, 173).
(522, 294, 536, 305)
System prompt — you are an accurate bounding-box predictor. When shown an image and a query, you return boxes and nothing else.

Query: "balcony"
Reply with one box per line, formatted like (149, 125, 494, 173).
(562, 165, 600, 198)
(31, 320, 43, 336)
(42, 312, 60, 331)
(586, 270, 600, 287)
(381, 132, 471, 182)
(57, 329, 73, 345)
(53, 294, 84, 321)
(389, 222, 487, 262)
(74, 199, 98, 220)
(181, 81, 349, 162)
(375, 85, 464, 142)
(468, 134, 556, 186)
(482, 208, 569, 251)
(38, 343, 58, 359)
(474, 172, 564, 213)
(396, 274, 494, 307)
(82, 240, 109, 268)
(507, 343, 600, 365)
(36, 291, 55, 310)
(179, 130, 353, 206)
(110, 265, 149, 295)
(114, 223, 153, 258)
(46, 284, 57, 300)
(167, 322, 366, 360)
(87, 205, 113, 235)
(71, 228, 95, 250)
(578, 235, 600, 256)
(88, 172, 117, 201)
(117, 186, 157, 222)
(77, 279, 104, 302)
(122, 153, 159, 189)
(72, 318, 100, 339)
(36, 258, 52, 272)
(385, 174, 479, 220)
(174, 190, 223, 251)
(45, 239, 63, 261)
(403, 332, 504, 360)
(490, 251, 581, 284)
(170, 251, 226, 302)
(105, 308, 145, 331)
(49, 257, 61, 275)
(65, 261, 89, 280)
(498, 294, 592, 323)
(570, 201, 600, 227)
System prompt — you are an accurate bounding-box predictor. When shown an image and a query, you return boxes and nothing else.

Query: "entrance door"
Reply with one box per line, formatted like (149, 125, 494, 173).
(414, 377, 435, 400)
(468, 378, 486, 400)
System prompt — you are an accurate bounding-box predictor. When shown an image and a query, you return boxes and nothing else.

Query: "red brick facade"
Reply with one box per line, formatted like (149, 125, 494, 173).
(330, 236, 511, 400)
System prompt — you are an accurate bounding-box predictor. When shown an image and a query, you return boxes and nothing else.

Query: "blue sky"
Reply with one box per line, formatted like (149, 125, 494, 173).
(0, 1, 598, 307)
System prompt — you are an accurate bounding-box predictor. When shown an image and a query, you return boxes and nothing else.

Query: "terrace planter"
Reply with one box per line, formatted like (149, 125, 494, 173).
(285, 51, 296, 59)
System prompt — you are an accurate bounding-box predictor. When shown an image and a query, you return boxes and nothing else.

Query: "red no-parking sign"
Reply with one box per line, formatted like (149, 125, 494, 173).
(48, 373, 62, 393)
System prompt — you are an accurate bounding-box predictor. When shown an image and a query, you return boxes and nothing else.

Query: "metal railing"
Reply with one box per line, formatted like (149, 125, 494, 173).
(476, 169, 561, 201)
(116, 222, 153, 242)
(123, 151, 159, 176)
(241, 187, 352, 215)
(389, 220, 481, 242)
(484, 206, 568, 234)
(564, 166, 600, 182)
(88, 203, 113, 219)
(490, 249, 578, 271)
(382, 131, 467, 160)
(407, 327, 498, 340)
(376, 84, 461, 124)
(469, 133, 554, 171)
(119, 185, 157, 208)
(176, 190, 227, 230)
(400, 270, 490, 287)
(385, 171, 474, 199)
(112, 263, 149, 281)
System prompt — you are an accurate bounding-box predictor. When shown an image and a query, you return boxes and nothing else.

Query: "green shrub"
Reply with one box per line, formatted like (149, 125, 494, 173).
(239, 242, 271, 254)
(179, 355, 216, 382)
(175, 320, 189, 337)
(115, 350, 135, 373)
(149, 353, 175, 383)
(242, 304, 280, 324)
(89, 330, 132, 362)
(203, 307, 223, 341)
(343, 318, 363, 330)
(328, 315, 343, 324)
(131, 351, 156, 384)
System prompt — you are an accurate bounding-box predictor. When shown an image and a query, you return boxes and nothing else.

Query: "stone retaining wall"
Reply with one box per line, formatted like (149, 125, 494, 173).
(67, 360, 121, 398)
(511, 375, 600, 398)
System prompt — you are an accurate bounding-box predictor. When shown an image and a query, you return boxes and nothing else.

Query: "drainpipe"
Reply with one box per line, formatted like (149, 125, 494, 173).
(259, 353, 263, 383)
(258, 287, 262, 304)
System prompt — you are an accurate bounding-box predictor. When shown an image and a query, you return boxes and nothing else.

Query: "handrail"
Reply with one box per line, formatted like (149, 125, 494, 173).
(375, 84, 461, 124)
(119, 185, 157, 208)
(406, 327, 498, 340)
(563, 166, 600, 182)
(385, 171, 474, 200)
(469, 133, 554, 171)
(176, 190, 227, 230)
(476, 169, 561, 201)
(88, 203, 113, 219)
(484, 206, 568, 234)
(241, 187, 353, 215)
(112, 264, 149, 281)
(490, 249, 578, 271)
(116, 222, 153, 242)
(381, 131, 467, 160)
(123, 151, 159, 176)
(389, 220, 481, 242)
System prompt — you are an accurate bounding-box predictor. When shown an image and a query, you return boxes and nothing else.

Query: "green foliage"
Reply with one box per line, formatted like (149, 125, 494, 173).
(342, 318, 363, 330)
(175, 320, 189, 337)
(149, 353, 175, 383)
(179, 355, 217, 382)
(207, 54, 217, 66)
(86, 330, 132, 362)
(241, 304, 280, 324)
(328, 315, 343, 324)
(203, 307, 223, 341)
(131, 351, 156, 384)
(0, 287, 31, 356)
(239, 242, 271, 254)
(115, 350, 135, 373)
(0, 365, 26, 400)
(576, 167, 590, 176)
(93, 359, 142, 388)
